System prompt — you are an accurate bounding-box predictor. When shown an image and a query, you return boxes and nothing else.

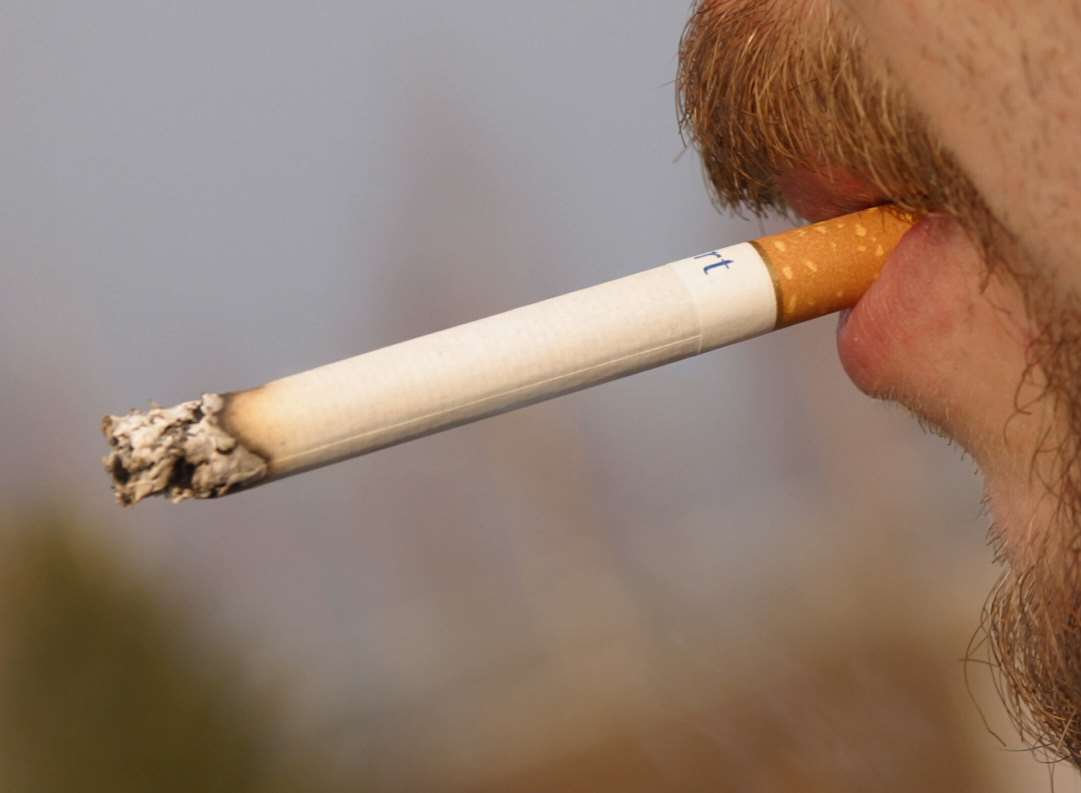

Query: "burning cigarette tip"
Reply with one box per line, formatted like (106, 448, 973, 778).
(102, 393, 268, 506)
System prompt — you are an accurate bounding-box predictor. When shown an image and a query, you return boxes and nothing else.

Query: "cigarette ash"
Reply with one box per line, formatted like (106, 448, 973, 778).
(102, 393, 268, 506)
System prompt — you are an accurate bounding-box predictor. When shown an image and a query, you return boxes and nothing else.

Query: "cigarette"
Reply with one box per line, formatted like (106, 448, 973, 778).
(103, 205, 913, 506)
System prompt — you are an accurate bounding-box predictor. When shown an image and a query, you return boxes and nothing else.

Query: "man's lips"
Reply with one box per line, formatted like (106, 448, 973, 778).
(775, 168, 889, 223)
(833, 213, 937, 393)
(776, 166, 928, 394)
(774, 168, 938, 407)
(773, 167, 911, 368)
(775, 167, 1031, 469)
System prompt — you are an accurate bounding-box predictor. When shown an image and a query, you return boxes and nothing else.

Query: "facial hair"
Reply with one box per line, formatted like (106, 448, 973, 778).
(677, 0, 1081, 766)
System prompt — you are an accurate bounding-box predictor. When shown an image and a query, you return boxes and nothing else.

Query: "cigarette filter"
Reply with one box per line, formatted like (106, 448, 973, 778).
(103, 206, 914, 506)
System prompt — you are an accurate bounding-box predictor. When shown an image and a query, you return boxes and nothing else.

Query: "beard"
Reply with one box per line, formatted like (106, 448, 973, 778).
(677, 0, 1081, 766)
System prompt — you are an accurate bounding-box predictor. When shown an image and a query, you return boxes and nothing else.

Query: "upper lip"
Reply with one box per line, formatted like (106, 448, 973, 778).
(775, 167, 889, 223)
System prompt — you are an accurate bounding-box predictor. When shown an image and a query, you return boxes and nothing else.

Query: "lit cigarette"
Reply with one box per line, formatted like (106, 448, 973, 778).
(103, 205, 913, 506)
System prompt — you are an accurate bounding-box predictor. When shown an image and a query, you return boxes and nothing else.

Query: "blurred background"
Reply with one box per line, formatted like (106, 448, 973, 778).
(0, 1, 1070, 790)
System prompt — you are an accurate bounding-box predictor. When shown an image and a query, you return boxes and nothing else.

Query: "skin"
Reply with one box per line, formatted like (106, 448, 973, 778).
(831, 3, 1081, 759)
(679, 0, 1081, 766)
(845, 0, 1081, 294)
(839, 0, 1081, 503)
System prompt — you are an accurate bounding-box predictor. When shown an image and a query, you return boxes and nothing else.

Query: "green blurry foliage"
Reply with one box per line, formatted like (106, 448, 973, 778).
(0, 516, 342, 793)
(0, 515, 1012, 793)
(474, 620, 998, 793)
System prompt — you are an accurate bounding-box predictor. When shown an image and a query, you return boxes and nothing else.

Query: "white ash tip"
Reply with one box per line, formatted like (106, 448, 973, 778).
(102, 393, 268, 506)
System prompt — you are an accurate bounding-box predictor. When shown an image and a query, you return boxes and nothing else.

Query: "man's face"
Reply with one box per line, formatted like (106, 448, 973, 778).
(679, 0, 1081, 764)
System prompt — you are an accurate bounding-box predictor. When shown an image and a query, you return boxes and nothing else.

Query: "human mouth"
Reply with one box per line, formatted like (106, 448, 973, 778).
(775, 165, 927, 376)
(775, 166, 930, 398)
(775, 167, 923, 393)
(775, 168, 890, 224)
(776, 167, 1030, 461)
(833, 212, 947, 396)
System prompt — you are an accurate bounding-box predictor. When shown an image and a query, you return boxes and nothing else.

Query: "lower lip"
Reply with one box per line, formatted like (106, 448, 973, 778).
(834, 215, 938, 394)
(837, 307, 854, 333)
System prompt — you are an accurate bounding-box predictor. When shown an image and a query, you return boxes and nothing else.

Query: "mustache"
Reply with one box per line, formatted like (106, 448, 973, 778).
(676, 0, 992, 243)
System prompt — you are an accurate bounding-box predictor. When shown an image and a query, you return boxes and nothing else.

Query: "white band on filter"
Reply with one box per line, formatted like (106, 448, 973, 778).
(666, 242, 778, 352)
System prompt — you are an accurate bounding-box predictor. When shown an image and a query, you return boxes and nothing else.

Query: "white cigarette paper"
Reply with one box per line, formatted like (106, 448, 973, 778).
(103, 206, 914, 506)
